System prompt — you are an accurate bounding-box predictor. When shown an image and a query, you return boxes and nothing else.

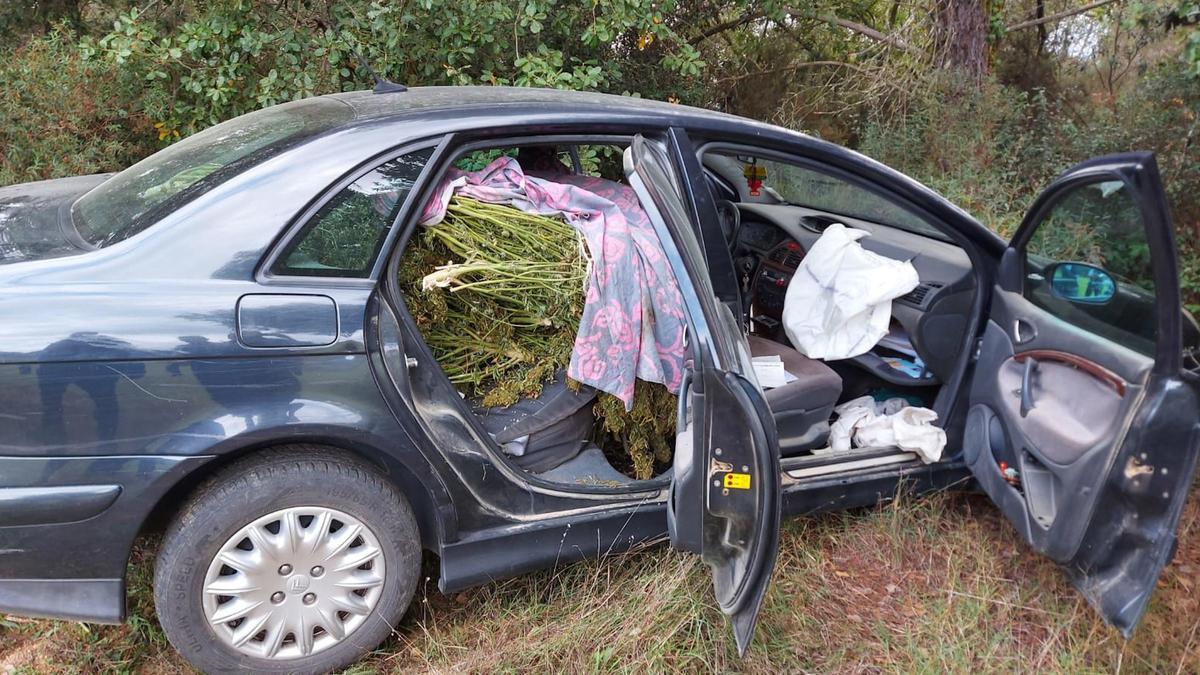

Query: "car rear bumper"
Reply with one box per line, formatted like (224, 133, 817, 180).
(0, 454, 210, 623)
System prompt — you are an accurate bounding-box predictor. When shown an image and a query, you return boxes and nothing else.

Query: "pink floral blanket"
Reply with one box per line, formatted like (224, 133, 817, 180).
(419, 156, 686, 408)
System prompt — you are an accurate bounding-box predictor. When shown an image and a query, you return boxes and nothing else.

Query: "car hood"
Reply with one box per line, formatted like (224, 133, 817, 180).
(0, 174, 111, 265)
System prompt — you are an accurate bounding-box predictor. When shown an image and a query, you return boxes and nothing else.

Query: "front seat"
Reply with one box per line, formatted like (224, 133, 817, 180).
(746, 334, 842, 455)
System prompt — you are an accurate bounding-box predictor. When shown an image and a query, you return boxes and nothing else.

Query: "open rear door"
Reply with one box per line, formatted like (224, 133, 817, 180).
(965, 153, 1200, 635)
(625, 134, 781, 655)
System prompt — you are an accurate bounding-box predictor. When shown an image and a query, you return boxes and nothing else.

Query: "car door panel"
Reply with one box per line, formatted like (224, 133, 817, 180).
(627, 133, 780, 656)
(980, 290, 1144, 477)
(966, 317, 1145, 560)
(700, 370, 779, 610)
(995, 353, 1123, 462)
(964, 153, 1200, 636)
(991, 286, 1152, 382)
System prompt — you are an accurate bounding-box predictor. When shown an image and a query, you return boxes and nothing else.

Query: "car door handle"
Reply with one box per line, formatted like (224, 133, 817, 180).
(1019, 356, 1038, 417)
(1014, 318, 1038, 345)
(676, 368, 694, 431)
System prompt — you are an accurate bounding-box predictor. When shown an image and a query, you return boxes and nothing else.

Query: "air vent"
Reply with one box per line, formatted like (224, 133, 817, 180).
(768, 246, 804, 269)
(899, 282, 944, 307)
(799, 215, 840, 235)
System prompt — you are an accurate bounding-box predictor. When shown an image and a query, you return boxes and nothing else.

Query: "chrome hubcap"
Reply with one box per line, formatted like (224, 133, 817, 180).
(202, 506, 386, 660)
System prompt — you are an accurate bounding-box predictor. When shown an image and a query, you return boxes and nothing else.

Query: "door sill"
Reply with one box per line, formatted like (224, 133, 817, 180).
(783, 448, 918, 479)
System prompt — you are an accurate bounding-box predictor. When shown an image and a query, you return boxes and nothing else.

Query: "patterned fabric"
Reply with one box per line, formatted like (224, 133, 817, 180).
(419, 157, 686, 408)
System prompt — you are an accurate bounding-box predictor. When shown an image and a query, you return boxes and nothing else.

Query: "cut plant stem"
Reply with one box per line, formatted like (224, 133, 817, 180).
(399, 195, 675, 479)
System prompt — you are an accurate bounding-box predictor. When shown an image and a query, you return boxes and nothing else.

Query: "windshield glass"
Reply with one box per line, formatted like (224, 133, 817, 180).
(73, 98, 353, 248)
(713, 153, 948, 241)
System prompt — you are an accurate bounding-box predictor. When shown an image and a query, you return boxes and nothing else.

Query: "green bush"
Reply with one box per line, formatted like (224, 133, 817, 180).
(1, 1, 712, 187)
(858, 67, 1200, 307)
(0, 28, 156, 186)
(3, 2, 1198, 312)
(76, 1, 702, 141)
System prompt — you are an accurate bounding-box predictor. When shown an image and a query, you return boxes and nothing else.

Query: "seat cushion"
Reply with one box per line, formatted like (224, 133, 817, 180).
(471, 370, 597, 472)
(747, 334, 843, 453)
(747, 335, 842, 411)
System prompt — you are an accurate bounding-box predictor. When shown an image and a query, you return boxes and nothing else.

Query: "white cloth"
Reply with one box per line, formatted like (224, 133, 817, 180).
(782, 223, 920, 360)
(829, 395, 946, 463)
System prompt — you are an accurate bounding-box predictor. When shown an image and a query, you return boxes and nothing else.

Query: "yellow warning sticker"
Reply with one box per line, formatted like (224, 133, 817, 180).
(724, 473, 751, 490)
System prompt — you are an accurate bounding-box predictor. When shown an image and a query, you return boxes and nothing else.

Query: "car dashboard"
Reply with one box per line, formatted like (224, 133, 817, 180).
(733, 202, 976, 386)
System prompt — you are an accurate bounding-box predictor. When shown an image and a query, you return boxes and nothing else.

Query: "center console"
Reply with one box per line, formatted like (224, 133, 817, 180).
(752, 240, 803, 326)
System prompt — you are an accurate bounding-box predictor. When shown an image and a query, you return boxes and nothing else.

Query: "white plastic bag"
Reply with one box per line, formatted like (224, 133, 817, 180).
(828, 395, 946, 463)
(783, 223, 919, 360)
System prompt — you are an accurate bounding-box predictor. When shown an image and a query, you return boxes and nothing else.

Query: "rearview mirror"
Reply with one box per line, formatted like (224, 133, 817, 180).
(1047, 262, 1117, 305)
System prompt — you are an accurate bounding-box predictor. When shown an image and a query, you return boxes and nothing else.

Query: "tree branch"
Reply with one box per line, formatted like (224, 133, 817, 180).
(715, 60, 868, 83)
(688, 6, 920, 55)
(689, 10, 765, 45)
(784, 8, 922, 55)
(1006, 0, 1120, 32)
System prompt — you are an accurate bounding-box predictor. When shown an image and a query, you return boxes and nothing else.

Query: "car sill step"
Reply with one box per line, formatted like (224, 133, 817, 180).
(784, 451, 918, 480)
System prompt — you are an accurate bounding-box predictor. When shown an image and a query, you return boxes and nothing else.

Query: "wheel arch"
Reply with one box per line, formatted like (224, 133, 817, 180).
(137, 437, 453, 557)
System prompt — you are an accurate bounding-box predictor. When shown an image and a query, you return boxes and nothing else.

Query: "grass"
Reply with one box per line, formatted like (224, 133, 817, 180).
(4, 488, 1200, 673)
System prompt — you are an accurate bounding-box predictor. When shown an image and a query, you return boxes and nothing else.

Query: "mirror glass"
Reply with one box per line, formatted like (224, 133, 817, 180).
(1049, 262, 1117, 304)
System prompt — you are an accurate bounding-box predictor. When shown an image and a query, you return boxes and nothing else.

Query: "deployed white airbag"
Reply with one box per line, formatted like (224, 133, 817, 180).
(782, 223, 919, 360)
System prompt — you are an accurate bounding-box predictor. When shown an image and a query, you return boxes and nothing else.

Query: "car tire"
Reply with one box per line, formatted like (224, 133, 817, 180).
(153, 447, 421, 675)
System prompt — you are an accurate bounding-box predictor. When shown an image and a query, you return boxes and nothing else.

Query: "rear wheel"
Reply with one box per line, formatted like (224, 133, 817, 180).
(154, 448, 420, 674)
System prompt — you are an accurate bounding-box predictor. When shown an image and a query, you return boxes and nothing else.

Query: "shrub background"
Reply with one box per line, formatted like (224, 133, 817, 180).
(2, 0, 1198, 305)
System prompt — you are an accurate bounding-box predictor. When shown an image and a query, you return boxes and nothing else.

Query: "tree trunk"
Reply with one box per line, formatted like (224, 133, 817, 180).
(1036, 0, 1048, 54)
(935, 0, 989, 84)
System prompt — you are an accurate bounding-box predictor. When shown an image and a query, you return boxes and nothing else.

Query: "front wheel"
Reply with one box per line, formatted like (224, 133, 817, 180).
(154, 449, 421, 674)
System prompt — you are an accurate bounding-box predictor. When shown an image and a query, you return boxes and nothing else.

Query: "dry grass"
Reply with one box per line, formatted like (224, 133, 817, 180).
(4, 488, 1200, 674)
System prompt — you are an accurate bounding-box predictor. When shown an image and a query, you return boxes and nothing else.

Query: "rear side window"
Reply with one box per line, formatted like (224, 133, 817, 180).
(274, 147, 434, 277)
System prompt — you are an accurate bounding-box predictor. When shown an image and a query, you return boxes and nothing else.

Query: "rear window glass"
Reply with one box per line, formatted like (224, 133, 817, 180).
(72, 98, 353, 248)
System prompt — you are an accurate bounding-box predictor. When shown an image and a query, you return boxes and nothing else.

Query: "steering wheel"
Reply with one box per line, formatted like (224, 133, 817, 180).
(716, 199, 741, 251)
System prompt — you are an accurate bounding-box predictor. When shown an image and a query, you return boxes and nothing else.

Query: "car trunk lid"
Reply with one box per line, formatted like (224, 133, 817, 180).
(0, 174, 110, 265)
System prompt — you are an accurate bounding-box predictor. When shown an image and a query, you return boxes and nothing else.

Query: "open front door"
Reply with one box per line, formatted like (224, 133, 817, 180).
(965, 152, 1200, 635)
(625, 134, 781, 655)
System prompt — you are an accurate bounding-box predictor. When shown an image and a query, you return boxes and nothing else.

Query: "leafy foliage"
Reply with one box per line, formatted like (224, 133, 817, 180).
(73, 0, 708, 139)
(595, 381, 679, 479)
(0, 0, 85, 40)
(0, 27, 155, 186)
(857, 65, 1200, 307)
(399, 196, 588, 406)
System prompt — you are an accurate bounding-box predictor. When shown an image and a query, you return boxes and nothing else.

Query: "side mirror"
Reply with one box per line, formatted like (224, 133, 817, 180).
(1047, 262, 1117, 305)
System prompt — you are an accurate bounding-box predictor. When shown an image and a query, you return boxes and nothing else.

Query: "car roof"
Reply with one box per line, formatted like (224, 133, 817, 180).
(324, 85, 747, 127)
(313, 86, 1000, 255)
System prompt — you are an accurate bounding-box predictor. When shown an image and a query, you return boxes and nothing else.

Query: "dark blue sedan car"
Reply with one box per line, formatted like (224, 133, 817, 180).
(2, 86, 1198, 674)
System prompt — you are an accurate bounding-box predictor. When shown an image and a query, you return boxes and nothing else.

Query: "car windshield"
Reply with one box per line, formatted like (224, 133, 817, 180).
(717, 153, 949, 241)
(72, 98, 353, 248)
